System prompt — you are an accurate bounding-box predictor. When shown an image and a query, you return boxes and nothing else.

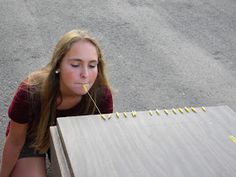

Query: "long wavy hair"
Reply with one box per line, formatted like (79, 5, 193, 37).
(27, 29, 110, 153)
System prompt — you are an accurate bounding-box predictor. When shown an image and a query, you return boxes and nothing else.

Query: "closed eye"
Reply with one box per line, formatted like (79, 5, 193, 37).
(89, 61, 98, 68)
(89, 65, 97, 68)
(71, 64, 79, 67)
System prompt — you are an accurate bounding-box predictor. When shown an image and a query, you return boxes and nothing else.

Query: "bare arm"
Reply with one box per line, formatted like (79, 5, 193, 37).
(0, 120, 28, 177)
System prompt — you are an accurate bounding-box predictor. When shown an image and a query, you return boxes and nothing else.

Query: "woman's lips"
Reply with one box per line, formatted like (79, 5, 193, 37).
(74, 83, 89, 90)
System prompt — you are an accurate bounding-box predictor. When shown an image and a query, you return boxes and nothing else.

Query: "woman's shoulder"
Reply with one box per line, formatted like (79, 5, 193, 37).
(8, 80, 32, 123)
(9, 75, 43, 108)
(15, 79, 39, 96)
(14, 80, 30, 98)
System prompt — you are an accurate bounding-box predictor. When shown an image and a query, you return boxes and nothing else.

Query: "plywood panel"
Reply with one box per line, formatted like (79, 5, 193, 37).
(56, 106, 236, 177)
(50, 126, 72, 177)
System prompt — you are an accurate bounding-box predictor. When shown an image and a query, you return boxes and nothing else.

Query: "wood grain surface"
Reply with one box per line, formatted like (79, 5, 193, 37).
(50, 126, 72, 177)
(54, 106, 236, 177)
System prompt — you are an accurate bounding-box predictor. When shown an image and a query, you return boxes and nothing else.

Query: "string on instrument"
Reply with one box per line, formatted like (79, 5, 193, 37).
(82, 84, 106, 121)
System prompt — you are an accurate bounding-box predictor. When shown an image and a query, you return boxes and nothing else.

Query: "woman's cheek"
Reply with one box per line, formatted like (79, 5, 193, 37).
(62, 69, 77, 82)
(91, 70, 98, 81)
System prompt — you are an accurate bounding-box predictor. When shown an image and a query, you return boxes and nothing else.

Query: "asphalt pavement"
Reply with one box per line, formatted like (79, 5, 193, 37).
(0, 0, 236, 175)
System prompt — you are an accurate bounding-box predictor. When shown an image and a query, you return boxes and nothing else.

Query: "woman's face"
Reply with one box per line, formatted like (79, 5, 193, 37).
(59, 40, 98, 97)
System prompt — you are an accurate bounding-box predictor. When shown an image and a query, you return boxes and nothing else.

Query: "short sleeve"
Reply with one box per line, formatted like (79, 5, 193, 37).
(99, 87, 113, 114)
(8, 82, 31, 124)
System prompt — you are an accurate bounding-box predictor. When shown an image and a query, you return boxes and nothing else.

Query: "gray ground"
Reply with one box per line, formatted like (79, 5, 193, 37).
(0, 0, 236, 175)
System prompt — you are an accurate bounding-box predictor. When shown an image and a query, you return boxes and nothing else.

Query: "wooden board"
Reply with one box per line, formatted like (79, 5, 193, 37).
(53, 106, 236, 177)
(50, 126, 72, 177)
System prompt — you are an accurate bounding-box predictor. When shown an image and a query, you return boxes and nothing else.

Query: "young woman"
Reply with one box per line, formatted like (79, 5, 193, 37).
(0, 29, 113, 177)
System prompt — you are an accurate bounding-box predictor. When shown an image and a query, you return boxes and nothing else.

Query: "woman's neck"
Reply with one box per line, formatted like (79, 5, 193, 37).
(56, 95, 82, 110)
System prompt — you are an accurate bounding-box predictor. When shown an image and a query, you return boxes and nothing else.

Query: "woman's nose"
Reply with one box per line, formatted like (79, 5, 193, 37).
(80, 67, 89, 79)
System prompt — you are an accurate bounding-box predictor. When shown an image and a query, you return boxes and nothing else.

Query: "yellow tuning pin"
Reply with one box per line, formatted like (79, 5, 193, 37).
(148, 110, 153, 116)
(164, 109, 169, 115)
(184, 107, 190, 113)
(178, 108, 184, 114)
(202, 106, 206, 112)
(107, 114, 112, 119)
(156, 109, 160, 116)
(116, 112, 120, 118)
(123, 112, 128, 118)
(131, 111, 137, 117)
(229, 135, 236, 144)
(101, 115, 106, 121)
(172, 108, 177, 115)
(191, 107, 197, 113)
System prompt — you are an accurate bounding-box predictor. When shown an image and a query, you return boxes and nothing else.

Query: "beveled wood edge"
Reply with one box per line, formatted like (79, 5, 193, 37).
(50, 126, 73, 177)
(56, 105, 230, 122)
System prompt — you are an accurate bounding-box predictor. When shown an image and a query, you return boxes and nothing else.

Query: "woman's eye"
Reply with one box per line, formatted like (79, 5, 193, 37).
(71, 64, 79, 67)
(89, 65, 97, 68)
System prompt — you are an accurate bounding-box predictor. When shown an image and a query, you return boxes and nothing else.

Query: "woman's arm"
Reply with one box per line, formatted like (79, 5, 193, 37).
(0, 120, 28, 177)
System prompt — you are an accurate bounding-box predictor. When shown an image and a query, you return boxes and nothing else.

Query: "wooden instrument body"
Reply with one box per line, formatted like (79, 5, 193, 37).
(50, 106, 236, 177)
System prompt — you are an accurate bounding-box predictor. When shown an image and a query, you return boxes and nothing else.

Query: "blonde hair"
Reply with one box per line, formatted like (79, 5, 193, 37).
(27, 29, 110, 153)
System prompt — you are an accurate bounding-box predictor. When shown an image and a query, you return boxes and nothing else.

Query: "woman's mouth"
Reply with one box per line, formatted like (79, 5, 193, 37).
(74, 83, 89, 90)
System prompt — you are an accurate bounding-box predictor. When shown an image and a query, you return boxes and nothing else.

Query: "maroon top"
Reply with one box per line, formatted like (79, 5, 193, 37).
(6, 82, 113, 136)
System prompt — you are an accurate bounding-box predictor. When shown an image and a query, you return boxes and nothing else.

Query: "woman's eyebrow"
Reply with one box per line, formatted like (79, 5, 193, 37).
(68, 58, 82, 61)
(68, 58, 98, 62)
(89, 60, 99, 63)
